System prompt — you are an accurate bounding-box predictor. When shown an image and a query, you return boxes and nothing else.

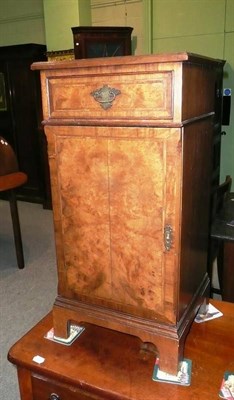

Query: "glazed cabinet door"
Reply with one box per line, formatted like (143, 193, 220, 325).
(46, 125, 182, 324)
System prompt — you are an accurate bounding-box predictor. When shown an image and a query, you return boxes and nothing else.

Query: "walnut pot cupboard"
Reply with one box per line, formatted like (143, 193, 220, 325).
(32, 53, 224, 374)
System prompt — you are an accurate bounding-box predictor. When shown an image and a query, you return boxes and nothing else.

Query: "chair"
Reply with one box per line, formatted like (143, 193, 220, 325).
(0, 136, 27, 269)
(208, 175, 232, 297)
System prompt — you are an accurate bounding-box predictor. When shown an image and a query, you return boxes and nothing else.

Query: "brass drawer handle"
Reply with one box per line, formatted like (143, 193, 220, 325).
(91, 84, 121, 110)
(49, 394, 60, 400)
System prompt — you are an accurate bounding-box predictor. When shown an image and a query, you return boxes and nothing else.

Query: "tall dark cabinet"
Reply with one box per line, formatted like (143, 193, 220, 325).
(0, 43, 51, 208)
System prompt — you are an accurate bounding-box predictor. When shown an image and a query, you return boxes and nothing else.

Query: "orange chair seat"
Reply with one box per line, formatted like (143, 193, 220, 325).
(0, 135, 28, 269)
(0, 172, 27, 192)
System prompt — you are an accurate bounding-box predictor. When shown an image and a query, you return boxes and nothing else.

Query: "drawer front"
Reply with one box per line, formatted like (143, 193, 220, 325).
(31, 374, 103, 400)
(46, 71, 173, 123)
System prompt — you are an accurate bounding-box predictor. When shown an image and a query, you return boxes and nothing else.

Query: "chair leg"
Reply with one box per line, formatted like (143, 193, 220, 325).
(207, 239, 218, 297)
(217, 241, 224, 296)
(9, 190, 25, 269)
(208, 238, 222, 297)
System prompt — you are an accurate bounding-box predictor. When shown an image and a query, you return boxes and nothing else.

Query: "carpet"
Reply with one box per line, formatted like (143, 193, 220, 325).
(0, 200, 57, 399)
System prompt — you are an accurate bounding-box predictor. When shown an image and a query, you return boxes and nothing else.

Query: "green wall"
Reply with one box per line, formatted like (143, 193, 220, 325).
(0, 0, 91, 50)
(150, 0, 234, 183)
(43, 0, 91, 51)
(222, 0, 234, 183)
(0, 0, 45, 46)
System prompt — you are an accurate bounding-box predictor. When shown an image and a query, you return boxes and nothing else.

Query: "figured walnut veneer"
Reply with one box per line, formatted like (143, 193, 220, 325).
(32, 53, 224, 374)
(55, 126, 179, 317)
(48, 71, 173, 121)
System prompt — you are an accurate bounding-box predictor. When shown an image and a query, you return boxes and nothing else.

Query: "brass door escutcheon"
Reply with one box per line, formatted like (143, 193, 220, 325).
(164, 225, 173, 251)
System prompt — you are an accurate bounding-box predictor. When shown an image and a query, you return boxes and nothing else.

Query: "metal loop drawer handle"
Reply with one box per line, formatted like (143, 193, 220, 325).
(49, 393, 60, 400)
(91, 84, 121, 110)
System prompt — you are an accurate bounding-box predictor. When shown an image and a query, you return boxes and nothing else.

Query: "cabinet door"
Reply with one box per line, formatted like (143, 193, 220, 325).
(0, 63, 14, 145)
(47, 125, 182, 323)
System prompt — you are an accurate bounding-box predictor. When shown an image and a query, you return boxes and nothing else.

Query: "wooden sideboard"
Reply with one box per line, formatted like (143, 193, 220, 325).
(8, 300, 234, 400)
(32, 53, 224, 374)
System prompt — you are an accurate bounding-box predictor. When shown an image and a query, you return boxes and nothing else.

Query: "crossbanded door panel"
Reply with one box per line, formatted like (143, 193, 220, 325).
(47, 125, 181, 323)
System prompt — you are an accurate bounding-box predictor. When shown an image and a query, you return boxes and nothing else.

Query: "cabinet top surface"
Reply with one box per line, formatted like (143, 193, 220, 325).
(71, 25, 133, 33)
(8, 300, 234, 400)
(31, 52, 225, 71)
(0, 43, 47, 59)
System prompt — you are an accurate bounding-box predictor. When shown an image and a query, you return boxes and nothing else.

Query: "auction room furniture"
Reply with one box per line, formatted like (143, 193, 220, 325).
(211, 192, 234, 302)
(8, 299, 234, 400)
(0, 44, 51, 208)
(0, 135, 27, 269)
(32, 52, 224, 374)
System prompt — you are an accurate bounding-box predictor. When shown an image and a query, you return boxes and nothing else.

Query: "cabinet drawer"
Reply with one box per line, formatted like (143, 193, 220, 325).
(46, 71, 173, 124)
(31, 374, 102, 400)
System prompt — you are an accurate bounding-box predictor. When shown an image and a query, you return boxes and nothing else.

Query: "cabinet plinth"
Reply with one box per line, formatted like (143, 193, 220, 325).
(32, 52, 224, 374)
